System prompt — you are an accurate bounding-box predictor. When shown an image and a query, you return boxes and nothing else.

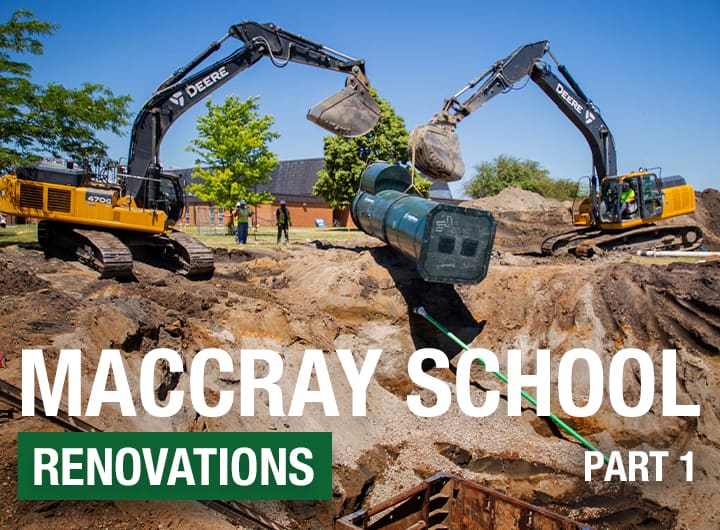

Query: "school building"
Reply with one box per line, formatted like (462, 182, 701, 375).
(173, 158, 453, 229)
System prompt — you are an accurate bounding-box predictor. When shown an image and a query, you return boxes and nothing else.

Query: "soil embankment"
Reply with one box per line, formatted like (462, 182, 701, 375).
(0, 188, 718, 529)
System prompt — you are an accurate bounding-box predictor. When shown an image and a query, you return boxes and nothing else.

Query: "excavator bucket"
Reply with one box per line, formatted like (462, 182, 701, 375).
(307, 76, 381, 137)
(408, 122, 465, 182)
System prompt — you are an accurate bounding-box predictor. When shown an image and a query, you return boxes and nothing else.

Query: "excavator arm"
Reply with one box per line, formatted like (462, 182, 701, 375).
(410, 40, 616, 184)
(127, 21, 381, 181)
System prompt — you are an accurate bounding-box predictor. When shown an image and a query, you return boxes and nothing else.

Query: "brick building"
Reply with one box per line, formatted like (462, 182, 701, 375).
(173, 158, 453, 228)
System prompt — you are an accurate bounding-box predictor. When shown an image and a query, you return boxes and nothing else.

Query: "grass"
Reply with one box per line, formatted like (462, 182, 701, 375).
(0, 224, 39, 247)
(179, 225, 369, 248)
(0, 223, 367, 250)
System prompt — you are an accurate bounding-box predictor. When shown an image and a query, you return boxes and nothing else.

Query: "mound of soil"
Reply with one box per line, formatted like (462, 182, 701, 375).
(692, 188, 720, 249)
(462, 187, 571, 254)
(468, 186, 568, 213)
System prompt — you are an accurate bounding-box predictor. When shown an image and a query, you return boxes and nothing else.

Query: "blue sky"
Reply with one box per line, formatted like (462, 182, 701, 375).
(4, 1, 720, 194)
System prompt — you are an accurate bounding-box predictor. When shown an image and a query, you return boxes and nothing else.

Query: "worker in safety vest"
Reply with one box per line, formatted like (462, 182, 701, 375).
(234, 200, 252, 244)
(276, 199, 291, 244)
(619, 182, 636, 219)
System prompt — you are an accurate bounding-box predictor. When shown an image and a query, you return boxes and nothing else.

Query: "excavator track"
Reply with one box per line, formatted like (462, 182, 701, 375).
(541, 227, 598, 256)
(167, 230, 215, 278)
(119, 230, 215, 278)
(38, 221, 134, 278)
(542, 224, 704, 257)
(37, 225, 215, 280)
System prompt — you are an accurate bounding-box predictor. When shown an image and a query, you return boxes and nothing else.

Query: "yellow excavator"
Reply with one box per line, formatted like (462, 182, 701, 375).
(409, 40, 702, 256)
(0, 21, 380, 278)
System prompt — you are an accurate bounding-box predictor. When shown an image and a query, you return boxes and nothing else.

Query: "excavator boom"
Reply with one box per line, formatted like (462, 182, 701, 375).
(128, 21, 380, 189)
(410, 40, 615, 184)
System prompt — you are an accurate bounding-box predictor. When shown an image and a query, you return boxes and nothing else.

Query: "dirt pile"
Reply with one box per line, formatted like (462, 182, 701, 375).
(0, 187, 718, 529)
(462, 187, 572, 254)
(691, 188, 720, 249)
(468, 186, 568, 213)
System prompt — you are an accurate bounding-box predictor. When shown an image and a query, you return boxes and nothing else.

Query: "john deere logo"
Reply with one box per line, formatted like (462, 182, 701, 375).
(170, 91, 185, 107)
(585, 109, 596, 125)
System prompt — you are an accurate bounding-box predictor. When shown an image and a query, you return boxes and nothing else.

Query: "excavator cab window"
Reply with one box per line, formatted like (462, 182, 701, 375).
(639, 173, 664, 219)
(600, 175, 664, 223)
(621, 178, 639, 220)
(158, 175, 183, 224)
(127, 173, 182, 223)
(599, 179, 621, 222)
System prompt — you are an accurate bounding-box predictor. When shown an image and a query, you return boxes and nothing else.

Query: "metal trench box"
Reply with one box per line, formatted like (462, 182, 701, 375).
(336, 472, 591, 530)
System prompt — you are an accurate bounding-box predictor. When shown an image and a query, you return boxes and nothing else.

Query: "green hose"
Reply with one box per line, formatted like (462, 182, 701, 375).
(413, 306, 609, 463)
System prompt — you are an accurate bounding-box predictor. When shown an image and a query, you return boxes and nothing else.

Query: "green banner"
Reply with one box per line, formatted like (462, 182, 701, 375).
(17, 431, 331, 500)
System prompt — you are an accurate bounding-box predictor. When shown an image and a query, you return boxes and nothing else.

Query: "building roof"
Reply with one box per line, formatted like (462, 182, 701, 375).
(257, 158, 326, 203)
(173, 158, 452, 203)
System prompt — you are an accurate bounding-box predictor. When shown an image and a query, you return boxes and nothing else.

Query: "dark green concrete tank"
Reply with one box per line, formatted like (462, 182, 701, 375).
(351, 162, 496, 285)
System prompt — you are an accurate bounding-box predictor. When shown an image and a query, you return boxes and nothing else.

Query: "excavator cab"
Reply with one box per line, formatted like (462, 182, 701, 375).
(574, 171, 667, 228)
(600, 173, 666, 225)
(597, 177, 635, 223)
(156, 174, 184, 225)
(120, 170, 184, 227)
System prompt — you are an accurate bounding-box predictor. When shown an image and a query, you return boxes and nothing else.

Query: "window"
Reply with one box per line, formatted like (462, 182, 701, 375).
(461, 239, 479, 257)
(438, 236, 455, 254)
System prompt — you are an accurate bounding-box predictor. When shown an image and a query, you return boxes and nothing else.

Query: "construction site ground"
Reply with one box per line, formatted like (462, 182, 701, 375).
(0, 187, 719, 529)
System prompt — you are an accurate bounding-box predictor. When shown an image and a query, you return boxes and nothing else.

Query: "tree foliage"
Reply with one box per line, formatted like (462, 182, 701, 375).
(186, 95, 279, 210)
(0, 10, 132, 171)
(313, 89, 431, 211)
(464, 154, 577, 200)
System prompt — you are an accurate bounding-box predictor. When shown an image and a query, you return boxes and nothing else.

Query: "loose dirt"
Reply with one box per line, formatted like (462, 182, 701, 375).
(0, 189, 718, 529)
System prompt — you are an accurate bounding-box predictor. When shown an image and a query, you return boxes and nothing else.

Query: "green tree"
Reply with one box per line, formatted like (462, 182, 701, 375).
(527, 176, 580, 201)
(313, 89, 431, 219)
(465, 155, 549, 198)
(186, 95, 279, 211)
(0, 10, 132, 171)
(464, 154, 577, 200)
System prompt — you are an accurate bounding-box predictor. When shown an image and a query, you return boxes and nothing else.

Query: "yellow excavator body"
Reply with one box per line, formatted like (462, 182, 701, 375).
(0, 173, 169, 234)
(541, 170, 702, 256)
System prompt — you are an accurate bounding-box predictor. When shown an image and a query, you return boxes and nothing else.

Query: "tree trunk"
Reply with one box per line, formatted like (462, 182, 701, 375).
(333, 208, 350, 227)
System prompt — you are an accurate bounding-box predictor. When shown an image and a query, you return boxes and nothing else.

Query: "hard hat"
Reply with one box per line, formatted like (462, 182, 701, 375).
(279, 199, 286, 205)
(240, 200, 247, 206)
(236, 202, 241, 207)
